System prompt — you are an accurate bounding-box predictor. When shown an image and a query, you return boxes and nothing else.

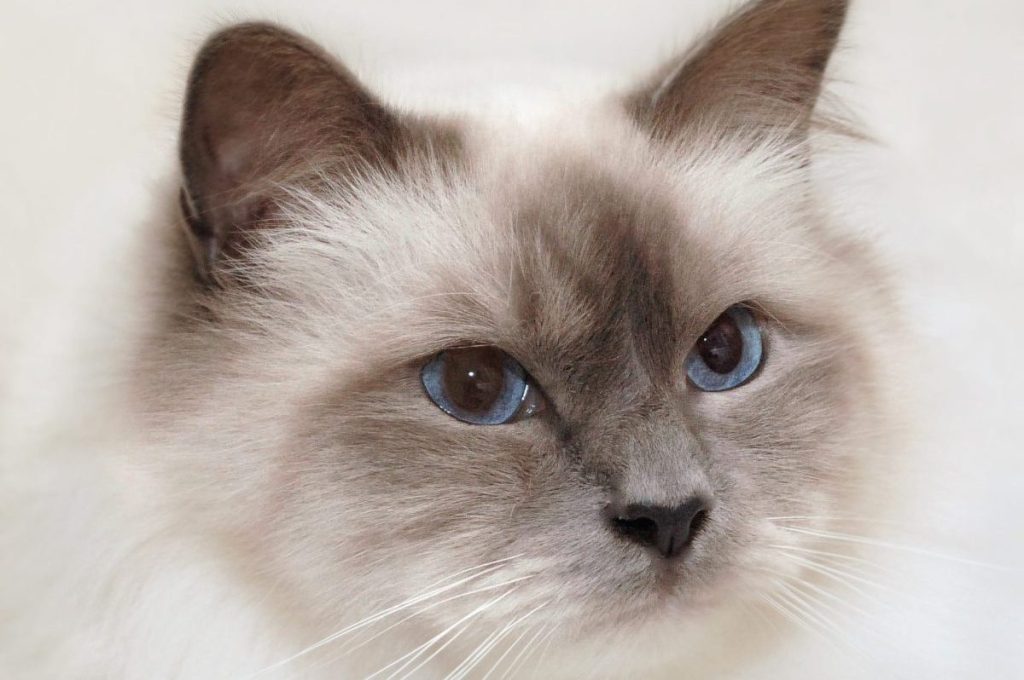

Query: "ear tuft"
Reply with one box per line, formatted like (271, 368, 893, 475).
(178, 23, 402, 283)
(629, 0, 849, 145)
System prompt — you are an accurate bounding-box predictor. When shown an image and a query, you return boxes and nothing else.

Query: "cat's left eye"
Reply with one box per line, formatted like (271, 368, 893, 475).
(685, 304, 764, 392)
(421, 347, 546, 425)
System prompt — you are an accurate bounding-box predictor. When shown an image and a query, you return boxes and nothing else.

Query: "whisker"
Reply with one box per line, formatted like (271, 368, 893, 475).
(739, 597, 776, 636)
(335, 575, 535, 657)
(388, 621, 474, 680)
(499, 623, 549, 680)
(770, 565, 878, 626)
(479, 621, 537, 680)
(245, 555, 522, 678)
(511, 623, 554, 679)
(366, 588, 519, 680)
(771, 549, 951, 641)
(766, 515, 922, 527)
(774, 581, 852, 648)
(446, 626, 516, 680)
(768, 544, 904, 583)
(774, 549, 914, 605)
(766, 561, 934, 675)
(769, 543, 879, 566)
(774, 526, 1013, 570)
(446, 602, 547, 680)
(528, 625, 559, 678)
(760, 590, 841, 655)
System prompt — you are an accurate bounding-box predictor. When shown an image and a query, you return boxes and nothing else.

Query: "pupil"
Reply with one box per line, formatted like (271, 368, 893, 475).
(698, 312, 743, 374)
(442, 347, 506, 414)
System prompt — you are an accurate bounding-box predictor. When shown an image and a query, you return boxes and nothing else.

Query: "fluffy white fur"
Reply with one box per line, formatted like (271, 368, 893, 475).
(1, 2, 1022, 679)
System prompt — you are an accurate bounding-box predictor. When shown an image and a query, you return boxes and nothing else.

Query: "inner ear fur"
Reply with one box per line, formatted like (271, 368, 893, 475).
(178, 23, 435, 284)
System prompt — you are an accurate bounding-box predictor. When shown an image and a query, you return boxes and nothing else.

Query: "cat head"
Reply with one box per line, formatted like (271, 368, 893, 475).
(145, 0, 896, 671)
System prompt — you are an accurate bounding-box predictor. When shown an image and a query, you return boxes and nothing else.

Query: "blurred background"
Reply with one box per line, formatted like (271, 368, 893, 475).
(1, 1, 1021, 676)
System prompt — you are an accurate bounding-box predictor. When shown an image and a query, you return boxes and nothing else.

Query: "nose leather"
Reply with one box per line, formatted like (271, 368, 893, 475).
(607, 497, 710, 559)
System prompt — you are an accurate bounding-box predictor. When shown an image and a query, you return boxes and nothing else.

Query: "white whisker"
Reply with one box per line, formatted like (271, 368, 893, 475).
(774, 549, 908, 606)
(775, 526, 1012, 570)
(769, 565, 877, 625)
(388, 621, 474, 680)
(499, 623, 549, 680)
(774, 581, 850, 644)
(446, 602, 547, 680)
(769, 544, 905, 589)
(445, 624, 515, 680)
(336, 575, 535, 658)
(761, 581, 857, 660)
(479, 618, 540, 680)
(366, 588, 519, 680)
(739, 597, 776, 636)
(245, 555, 522, 678)
(767, 515, 921, 527)
(528, 625, 559, 678)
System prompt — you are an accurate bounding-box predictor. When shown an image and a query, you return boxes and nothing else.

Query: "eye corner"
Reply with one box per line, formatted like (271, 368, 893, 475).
(509, 378, 549, 423)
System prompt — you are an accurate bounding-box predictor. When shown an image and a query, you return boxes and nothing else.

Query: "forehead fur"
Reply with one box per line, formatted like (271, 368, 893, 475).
(226, 103, 874, 376)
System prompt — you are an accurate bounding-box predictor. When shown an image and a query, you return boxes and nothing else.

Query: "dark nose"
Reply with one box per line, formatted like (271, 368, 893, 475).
(607, 497, 710, 559)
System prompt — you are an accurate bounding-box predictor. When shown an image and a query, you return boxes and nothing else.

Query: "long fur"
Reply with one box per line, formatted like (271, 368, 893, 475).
(4, 2, 1017, 678)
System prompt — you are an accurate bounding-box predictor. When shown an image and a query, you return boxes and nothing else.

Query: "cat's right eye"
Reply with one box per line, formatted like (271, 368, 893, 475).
(421, 347, 546, 425)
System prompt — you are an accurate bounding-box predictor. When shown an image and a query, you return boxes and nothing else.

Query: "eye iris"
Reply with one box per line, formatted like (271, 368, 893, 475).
(441, 347, 506, 415)
(422, 346, 545, 425)
(697, 313, 743, 374)
(685, 304, 763, 392)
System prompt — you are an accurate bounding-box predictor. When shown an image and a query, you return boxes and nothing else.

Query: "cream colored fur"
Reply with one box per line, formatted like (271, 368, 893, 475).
(1, 2, 1022, 679)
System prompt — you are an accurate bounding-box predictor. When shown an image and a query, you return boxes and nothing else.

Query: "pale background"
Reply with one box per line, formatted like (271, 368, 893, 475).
(1, 0, 1022, 677)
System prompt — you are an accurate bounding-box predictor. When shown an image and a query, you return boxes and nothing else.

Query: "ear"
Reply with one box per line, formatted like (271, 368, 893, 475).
(628, 0, 848, 144)
(178, 23, 405, 283)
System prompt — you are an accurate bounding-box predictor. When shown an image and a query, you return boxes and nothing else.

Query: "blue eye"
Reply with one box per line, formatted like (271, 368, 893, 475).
(421, 347, 545, 425)
(685, 305, 764, 392)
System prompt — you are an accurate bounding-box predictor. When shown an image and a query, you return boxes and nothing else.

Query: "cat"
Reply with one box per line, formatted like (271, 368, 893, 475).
(1, 1, 917, 677)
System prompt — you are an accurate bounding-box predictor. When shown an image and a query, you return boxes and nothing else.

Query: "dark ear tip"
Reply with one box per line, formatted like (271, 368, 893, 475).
(179, 19, 333, 177)
(189, 22, 327, 88)
(197, 21, 307, 55)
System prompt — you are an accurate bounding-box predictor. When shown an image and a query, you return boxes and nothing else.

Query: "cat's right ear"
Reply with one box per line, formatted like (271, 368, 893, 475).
(178, 23, 403, 285)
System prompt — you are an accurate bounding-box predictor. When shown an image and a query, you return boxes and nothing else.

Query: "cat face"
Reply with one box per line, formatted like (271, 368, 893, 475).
(144, 0, 895, 669)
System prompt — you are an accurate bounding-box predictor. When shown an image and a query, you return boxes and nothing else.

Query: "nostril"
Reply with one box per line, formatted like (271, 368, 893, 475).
(688, 509, 709, 542)
(612, 515, 659, 546)
(607, 497, 711, 560)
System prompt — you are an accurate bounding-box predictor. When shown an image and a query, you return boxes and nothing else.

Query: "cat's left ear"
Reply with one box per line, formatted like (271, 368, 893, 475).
(178, 23, 412, 284)
(628, 0, 848, 146)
